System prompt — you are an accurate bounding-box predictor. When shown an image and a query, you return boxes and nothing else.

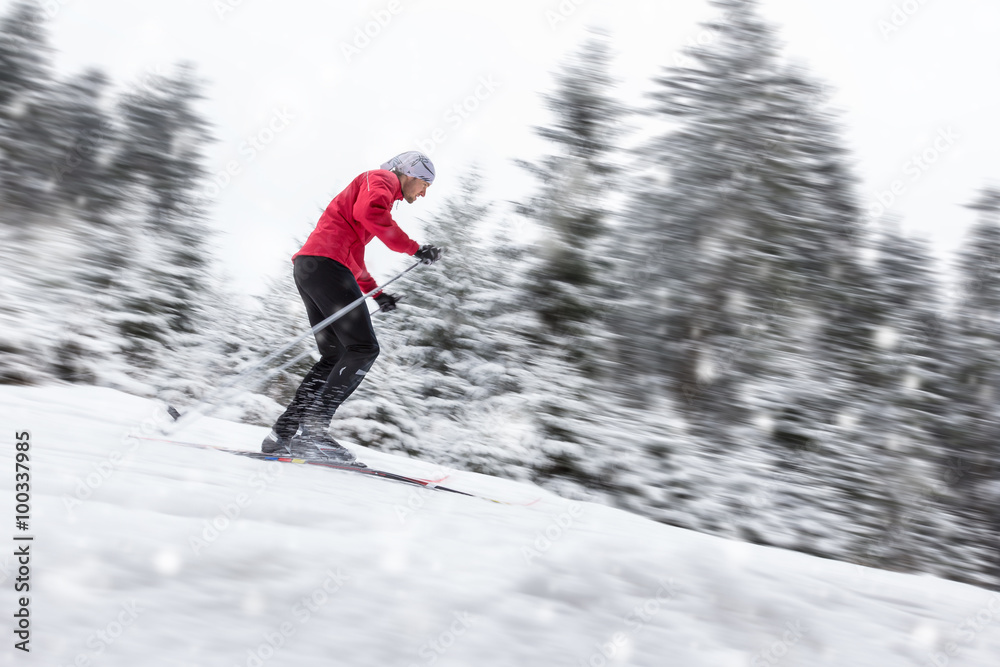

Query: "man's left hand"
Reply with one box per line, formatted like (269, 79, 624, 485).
(374, 292, 400, 313)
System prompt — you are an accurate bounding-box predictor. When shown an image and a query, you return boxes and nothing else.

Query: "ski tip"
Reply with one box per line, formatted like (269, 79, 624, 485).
(167, 406, 181, 421)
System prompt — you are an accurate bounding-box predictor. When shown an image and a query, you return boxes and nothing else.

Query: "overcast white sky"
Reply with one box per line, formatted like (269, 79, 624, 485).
(13, 0, 1000, 296)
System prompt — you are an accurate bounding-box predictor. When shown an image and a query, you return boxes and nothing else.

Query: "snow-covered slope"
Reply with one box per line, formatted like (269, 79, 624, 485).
(1, 385, 998, 667)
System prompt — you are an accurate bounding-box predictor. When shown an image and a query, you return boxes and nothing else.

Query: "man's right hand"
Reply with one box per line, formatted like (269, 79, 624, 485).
(414, 244, 443, 264)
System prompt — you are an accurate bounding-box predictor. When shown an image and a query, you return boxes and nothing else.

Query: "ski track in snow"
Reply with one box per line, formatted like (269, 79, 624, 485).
(1, 385, 998, 666)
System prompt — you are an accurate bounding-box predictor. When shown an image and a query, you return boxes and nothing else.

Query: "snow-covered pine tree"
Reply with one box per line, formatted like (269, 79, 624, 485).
(871, 223, 952, 438)
(0, 4, 115, 386)
(516, 32, 623, 374)
(634, 0, 877, 429)
(0, 1, 57, 221)
(0, 2, 50, 382)
(97, 64, 222, 397)
(48, 68, 121, 222)
(0, 1, 44, 110)
(0, 7, 229, 402)
(35, 68, 136, 386)
(840, 222, 994, 583)
(618, 0, 974, 581)
(946, 185, 1000, 585)
(627, 0, 844, 467)
(951, 187, 1000, 455)
(511, 33, 637, 495)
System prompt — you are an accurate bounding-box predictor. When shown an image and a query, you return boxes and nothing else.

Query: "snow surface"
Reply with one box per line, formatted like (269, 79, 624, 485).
(1, 385, 999, 667)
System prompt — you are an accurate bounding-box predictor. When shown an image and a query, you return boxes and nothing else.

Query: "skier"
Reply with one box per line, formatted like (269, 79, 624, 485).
(261, 151, 442, 463)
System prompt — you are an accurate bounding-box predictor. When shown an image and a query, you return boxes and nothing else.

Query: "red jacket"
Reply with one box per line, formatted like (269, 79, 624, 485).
(293, 169, 420, 293)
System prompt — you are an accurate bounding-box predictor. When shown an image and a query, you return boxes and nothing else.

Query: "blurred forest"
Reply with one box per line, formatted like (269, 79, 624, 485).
(1, 0, 998, 588)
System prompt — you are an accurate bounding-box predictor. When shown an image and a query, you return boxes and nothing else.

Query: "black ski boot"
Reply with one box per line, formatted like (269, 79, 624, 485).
(261, 430, 292, 455)
(289, 431, 366, 467)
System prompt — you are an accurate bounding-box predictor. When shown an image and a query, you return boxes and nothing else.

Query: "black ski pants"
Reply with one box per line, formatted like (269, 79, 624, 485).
(272, 256, 380, 438)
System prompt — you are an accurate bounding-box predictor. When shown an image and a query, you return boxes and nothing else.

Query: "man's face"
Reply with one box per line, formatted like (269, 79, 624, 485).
(401, 175, 430, 203)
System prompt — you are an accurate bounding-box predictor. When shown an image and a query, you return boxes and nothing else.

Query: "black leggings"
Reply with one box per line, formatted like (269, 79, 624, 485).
(272, 256, 380, 438)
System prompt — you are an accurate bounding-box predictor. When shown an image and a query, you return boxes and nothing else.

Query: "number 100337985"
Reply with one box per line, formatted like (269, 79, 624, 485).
(15, 431, 30, 529)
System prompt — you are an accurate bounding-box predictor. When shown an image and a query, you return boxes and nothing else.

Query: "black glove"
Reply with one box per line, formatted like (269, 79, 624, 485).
(414, 244, 443, 264)
(374, 292, 399, 313)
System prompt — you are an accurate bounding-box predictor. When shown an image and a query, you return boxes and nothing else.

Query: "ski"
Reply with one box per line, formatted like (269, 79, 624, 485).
(239, 451, 475, 495)
(135, 435, 452, 486)
(135, 435, 539, 505)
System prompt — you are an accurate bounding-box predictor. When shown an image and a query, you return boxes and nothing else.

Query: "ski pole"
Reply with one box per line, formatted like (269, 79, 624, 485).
(164, 259, 424, 432)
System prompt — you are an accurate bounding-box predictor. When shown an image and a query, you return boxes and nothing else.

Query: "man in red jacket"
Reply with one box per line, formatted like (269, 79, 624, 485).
(262, 151, 442, 463)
